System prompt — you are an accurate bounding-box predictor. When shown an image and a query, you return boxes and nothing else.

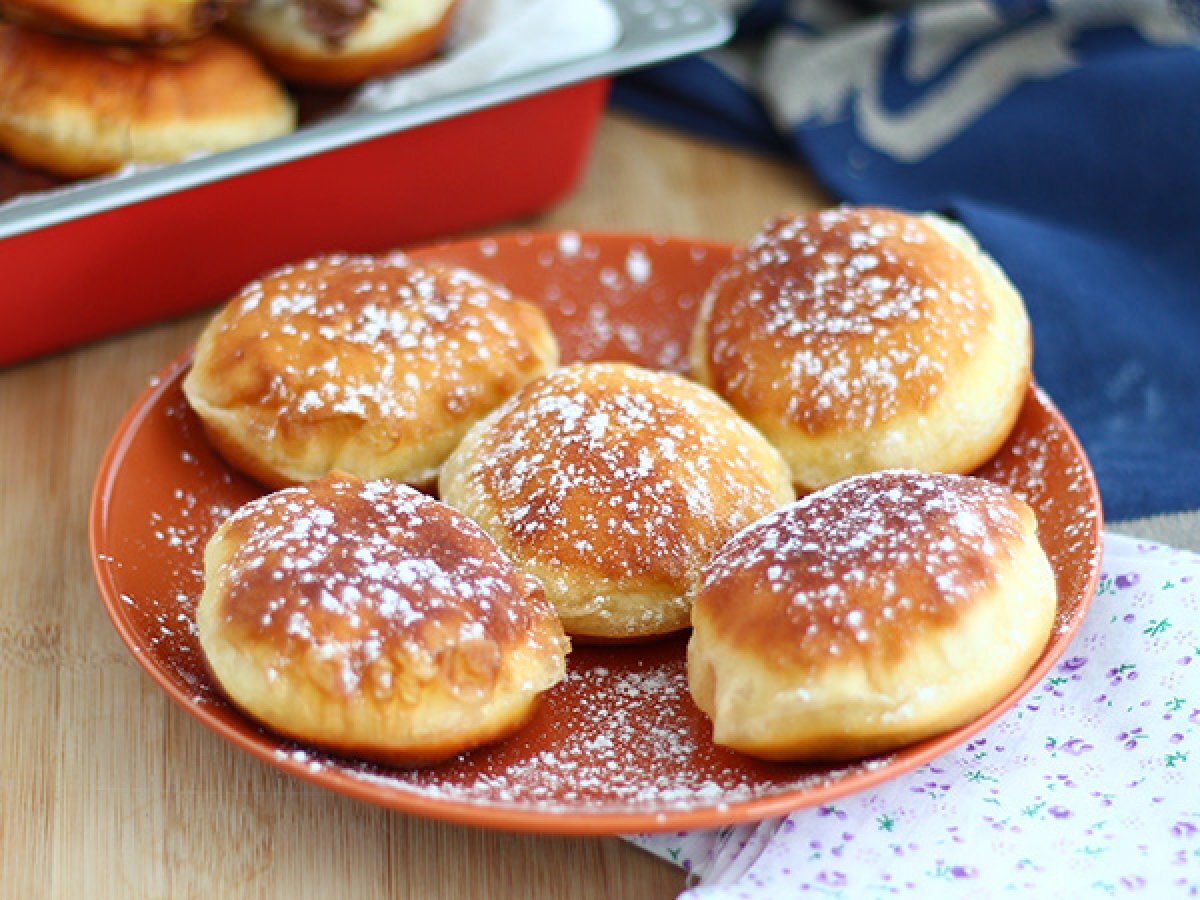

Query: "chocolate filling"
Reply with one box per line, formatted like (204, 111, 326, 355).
(299, 0, 372, 44)
(191, 0, 238, 31)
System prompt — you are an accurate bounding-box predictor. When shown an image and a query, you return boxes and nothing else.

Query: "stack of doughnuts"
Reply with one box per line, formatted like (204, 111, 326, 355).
(182, 206, 1058, 767)
(0, 0, 460, 177)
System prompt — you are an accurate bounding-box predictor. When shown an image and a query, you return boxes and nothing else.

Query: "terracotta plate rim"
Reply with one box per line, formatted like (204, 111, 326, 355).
(89, 231, 1104, 836)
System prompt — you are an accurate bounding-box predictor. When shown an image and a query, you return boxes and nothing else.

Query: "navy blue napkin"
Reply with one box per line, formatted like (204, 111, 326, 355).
(615, 1, 1200, 521)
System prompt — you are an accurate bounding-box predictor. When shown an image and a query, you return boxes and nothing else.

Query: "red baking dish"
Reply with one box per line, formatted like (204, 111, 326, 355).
(0, 0, 730, 367)
(0, 83, 605, 366)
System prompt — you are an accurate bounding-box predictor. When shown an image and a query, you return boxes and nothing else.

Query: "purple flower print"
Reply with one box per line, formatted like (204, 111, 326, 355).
(1107, 663, 1138, 686)
(1043, 676, 1070, 697)
(1115, 573, 1140, 590)
(1189, 709, 1200, 726)
(818, 805, 847, 821)
(931, 861, 980, 880)
(1044, 773, 1078, 790)
(1048, 806, 1073, 819)
(909, 780, 952, 800)
(1062, 738, 1094, 756)
(1091, 790, 1116, 808)
(1060, 656, 1088, 672)
(1172, 821, 1198, 839)
(1117, 728, 1147, 750)
(816, 871, 847, 888)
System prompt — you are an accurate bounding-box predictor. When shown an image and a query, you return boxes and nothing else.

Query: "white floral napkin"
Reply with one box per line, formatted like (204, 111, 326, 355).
(629, 532, 1200, 897)
(351, 0, 620, 110)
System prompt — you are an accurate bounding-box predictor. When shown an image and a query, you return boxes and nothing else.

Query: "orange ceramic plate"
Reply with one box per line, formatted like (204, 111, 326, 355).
(90, 232, 1103, 835)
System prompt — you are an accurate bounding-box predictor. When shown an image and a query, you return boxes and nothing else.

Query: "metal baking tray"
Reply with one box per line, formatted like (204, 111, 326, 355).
(0, 0, 731, 366)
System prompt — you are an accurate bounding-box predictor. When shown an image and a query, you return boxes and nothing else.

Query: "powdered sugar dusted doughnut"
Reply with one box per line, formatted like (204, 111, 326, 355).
(197, 473, 568, 766)
(439, 362, 795, 641)
(688, 470, 1056, 761)
(183, 252, 558, 489)
(690, 207, 1031, 491)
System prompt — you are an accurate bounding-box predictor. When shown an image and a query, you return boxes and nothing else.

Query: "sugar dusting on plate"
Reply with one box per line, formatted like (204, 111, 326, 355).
(977, 385, 1101, 636)
(337, 655, 895, 811)
(97, 234, 1101, 823)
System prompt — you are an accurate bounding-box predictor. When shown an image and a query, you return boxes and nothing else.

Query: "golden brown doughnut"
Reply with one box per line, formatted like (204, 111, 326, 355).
(0, 25, 295, 177)
(0, 0, 231, 43)
(688, 470, 1057, 761)
(690, 207, 1032, 491)
(439, 362, 796, 642)
(228, 0, 459, 86)
(183, 252, 559, 490)
(197, 472, 569, 765)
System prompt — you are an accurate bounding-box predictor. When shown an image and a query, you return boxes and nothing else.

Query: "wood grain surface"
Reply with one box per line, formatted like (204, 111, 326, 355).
(0, 112, 827, 900)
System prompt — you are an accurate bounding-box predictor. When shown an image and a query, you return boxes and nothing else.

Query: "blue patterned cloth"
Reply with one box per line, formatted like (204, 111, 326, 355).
(614, 0, 1200, 522)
